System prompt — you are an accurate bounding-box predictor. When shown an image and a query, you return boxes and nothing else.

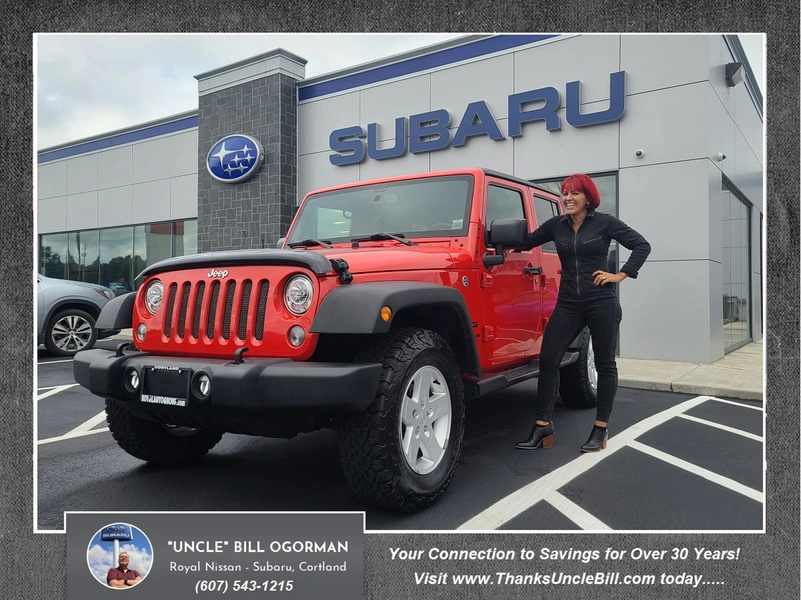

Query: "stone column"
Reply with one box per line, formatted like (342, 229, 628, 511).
(195, 49, 306, 252)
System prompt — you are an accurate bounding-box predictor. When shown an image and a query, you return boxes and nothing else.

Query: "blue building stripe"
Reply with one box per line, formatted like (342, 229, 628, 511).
(38, 115, 199, 164)
(298, 34, 559, 102)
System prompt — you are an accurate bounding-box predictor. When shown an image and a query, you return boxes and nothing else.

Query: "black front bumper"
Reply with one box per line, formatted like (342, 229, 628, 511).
(73, 349, 383, 414)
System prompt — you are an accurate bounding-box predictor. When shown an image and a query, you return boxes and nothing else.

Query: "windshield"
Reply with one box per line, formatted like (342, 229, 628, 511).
(287, 175, 473, 244)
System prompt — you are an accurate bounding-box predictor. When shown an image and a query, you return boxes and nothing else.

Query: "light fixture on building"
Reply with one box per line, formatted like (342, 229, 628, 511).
(725, 62, 745, 87)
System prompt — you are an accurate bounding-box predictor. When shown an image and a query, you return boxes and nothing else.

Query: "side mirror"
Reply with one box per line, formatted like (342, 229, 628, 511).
(488, 218, 529, 247)
(276, 237, 285, 249)
(482, 218, 529, 269)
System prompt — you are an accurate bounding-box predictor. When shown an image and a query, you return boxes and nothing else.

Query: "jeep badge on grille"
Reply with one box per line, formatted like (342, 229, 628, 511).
(207, 269, 229, 278)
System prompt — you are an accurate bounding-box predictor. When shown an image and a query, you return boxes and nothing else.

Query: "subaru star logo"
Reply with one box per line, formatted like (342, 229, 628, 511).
(206, 134, 264, 183)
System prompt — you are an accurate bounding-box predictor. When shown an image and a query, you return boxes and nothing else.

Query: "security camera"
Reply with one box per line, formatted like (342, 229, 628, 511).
(717, 152, 727, 161)
(635, 149, 644, 158)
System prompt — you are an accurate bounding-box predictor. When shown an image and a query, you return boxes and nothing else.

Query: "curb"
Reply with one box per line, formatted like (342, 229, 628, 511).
(620, 379, 763, 402)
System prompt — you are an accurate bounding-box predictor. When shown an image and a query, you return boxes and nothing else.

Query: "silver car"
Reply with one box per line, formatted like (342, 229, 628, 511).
(37, 274, 120, 357)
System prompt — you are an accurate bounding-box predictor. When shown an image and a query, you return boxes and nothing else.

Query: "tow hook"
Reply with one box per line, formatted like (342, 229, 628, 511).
(329, 258, 353, 284)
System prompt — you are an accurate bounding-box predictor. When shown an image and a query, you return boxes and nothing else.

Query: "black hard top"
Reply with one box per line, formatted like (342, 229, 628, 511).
(481, 169, 561, 196)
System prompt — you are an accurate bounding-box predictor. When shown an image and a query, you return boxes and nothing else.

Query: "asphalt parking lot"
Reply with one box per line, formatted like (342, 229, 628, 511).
(36, 341, 764, 532)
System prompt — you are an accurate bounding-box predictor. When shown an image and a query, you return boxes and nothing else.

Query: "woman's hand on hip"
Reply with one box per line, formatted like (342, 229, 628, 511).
(592, 270, 627, 286)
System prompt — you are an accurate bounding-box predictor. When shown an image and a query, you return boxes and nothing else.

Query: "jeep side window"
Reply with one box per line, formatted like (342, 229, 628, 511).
(486, 184, 525, 246)
(533, 196, 559, 253)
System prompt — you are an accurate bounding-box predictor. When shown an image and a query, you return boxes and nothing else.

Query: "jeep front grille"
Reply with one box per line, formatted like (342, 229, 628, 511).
(162, 278, 269, 342)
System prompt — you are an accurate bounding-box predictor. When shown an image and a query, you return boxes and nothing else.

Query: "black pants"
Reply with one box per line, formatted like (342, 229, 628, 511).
(535, 296, 622, 424)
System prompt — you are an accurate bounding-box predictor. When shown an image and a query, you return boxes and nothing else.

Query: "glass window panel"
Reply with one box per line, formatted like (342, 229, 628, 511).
(722, 186, 752, 351)
(133, 225, 148, 288)
(486, 185, 525, 225)
(40, 233, 69, 279)
(100, 227, 134, 293)
(67, 230, 100, 283)
(172, 220, 198, 257)
(533, 196, 558, 253)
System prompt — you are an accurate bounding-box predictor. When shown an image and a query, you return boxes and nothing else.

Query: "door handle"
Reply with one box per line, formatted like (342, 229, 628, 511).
(525, 266, 543, 276)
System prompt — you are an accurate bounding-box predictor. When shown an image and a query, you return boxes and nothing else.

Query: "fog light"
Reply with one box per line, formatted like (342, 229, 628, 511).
(288, 326, 306, 347)
(196, 373, 211, 399)
(136, 324, 147, 341)
(126, 369, 140, 392)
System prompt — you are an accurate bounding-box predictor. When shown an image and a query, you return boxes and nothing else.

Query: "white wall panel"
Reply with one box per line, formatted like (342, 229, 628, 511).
(132, 179, 171, 224)
(619, 259, 722, 362)
(513, 104, 619, 180)
(171, 174, 199, 219)
(66, 191, 98, 230)
(728, 129, 763, 211)
(620, 83, 710, 168)
(733, 82, 763, 165)
(360, 76, 430, 142)
(97, 146, 132, 190)
(66, 154, 97, 195)
(132, 137, 171, 184)
(618, 160, 713, 262)
(621, 35, 711, 95)
(514, 35, 620, 106)
(37, 196, 67, 233)
(708, 36, 735, 117)
(37, 161, 67, 200)
(97, 187, 133, 228)
(431, 54, 512, 120)
(359, 148, 431, 182)
(297, 152, 360, 204)
(171, 130, 199, 177)
(430, 121, 512, 173)
(708, 90, 736, 177)
(298, 91, 360, 155)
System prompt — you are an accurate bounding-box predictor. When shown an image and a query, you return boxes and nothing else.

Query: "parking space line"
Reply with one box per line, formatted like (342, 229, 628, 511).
(37, 410, 109, 446)
(457, 395, 711, 530)
(37, 359, 74, 365)
(677, 413, 763, 442)
(706, 397, 763, 411)
(544, 491, 611, 531)
(36, 384, 79, 401)
(628, 440, 763, 503)
(38, 428, 108, 446)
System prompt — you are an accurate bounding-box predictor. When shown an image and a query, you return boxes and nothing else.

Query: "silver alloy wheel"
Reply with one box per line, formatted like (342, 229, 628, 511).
(399, 365, 452, 475)
(587, 337, 598, 394)
(51, 314, 93, 352)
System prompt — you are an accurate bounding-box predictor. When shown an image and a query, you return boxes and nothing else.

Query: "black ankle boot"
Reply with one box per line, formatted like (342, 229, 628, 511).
(516, 422, 555, 450)
(581, 425, 608, 453)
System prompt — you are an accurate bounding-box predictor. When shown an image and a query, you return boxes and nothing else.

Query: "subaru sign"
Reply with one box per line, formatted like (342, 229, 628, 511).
(100, 524, 134, 541)
(329, 71, 626, 166)
(206, 134, 265, 183)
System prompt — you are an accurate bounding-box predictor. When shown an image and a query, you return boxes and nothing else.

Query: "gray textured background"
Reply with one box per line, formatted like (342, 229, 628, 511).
(3, 3, 798, 599)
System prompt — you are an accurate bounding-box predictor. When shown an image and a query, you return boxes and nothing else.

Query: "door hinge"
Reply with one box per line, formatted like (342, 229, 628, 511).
(482, 326, 495, 342)
(480, 273, 493, 288)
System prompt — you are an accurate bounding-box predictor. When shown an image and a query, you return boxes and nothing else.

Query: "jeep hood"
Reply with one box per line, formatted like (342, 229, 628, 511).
(315, 245, 458, 274)
(135, 245, 458, 282)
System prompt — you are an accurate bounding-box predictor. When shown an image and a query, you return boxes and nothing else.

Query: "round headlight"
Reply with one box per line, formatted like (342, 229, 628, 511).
(145, 280, 163, 315)
(284, 275, 314, 315)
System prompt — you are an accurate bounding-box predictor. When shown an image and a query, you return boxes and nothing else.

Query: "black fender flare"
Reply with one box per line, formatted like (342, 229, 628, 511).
(95, 292, 137, 330)
(310, 282, 481, 376)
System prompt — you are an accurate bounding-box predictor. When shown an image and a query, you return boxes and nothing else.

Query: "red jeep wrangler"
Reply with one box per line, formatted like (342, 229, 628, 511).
(74, 168, 597, 512)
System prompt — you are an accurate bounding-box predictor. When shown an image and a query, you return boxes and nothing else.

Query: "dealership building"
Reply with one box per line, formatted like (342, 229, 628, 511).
(36, 34, 763, 363)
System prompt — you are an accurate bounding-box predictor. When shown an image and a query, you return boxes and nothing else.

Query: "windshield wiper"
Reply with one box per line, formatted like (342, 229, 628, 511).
(287, 238, 332, 249)
(350, 232, 417, 247)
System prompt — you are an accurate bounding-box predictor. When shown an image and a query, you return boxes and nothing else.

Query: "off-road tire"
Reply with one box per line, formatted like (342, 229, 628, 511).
(45, 308, 98, 357)
(338, 328, 465, 512)
(105, 399, 223, 464)
(558, 327, 598, 408)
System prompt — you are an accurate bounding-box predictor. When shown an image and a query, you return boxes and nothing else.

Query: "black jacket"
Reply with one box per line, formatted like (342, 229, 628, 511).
(528, 210, 651, 300)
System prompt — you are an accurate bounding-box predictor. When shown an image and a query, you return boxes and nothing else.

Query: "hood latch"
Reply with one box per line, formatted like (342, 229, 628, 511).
(329, 258, 353, 285)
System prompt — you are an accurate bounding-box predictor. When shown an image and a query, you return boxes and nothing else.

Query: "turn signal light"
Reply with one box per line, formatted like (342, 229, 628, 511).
(381, 306, 392, 322)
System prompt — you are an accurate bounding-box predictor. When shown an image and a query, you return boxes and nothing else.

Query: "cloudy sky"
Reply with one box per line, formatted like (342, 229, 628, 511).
(35, 33, 765, 150)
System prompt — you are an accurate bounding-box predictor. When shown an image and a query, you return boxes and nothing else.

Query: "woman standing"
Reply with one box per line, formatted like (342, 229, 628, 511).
(516, 174, 651, 452)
